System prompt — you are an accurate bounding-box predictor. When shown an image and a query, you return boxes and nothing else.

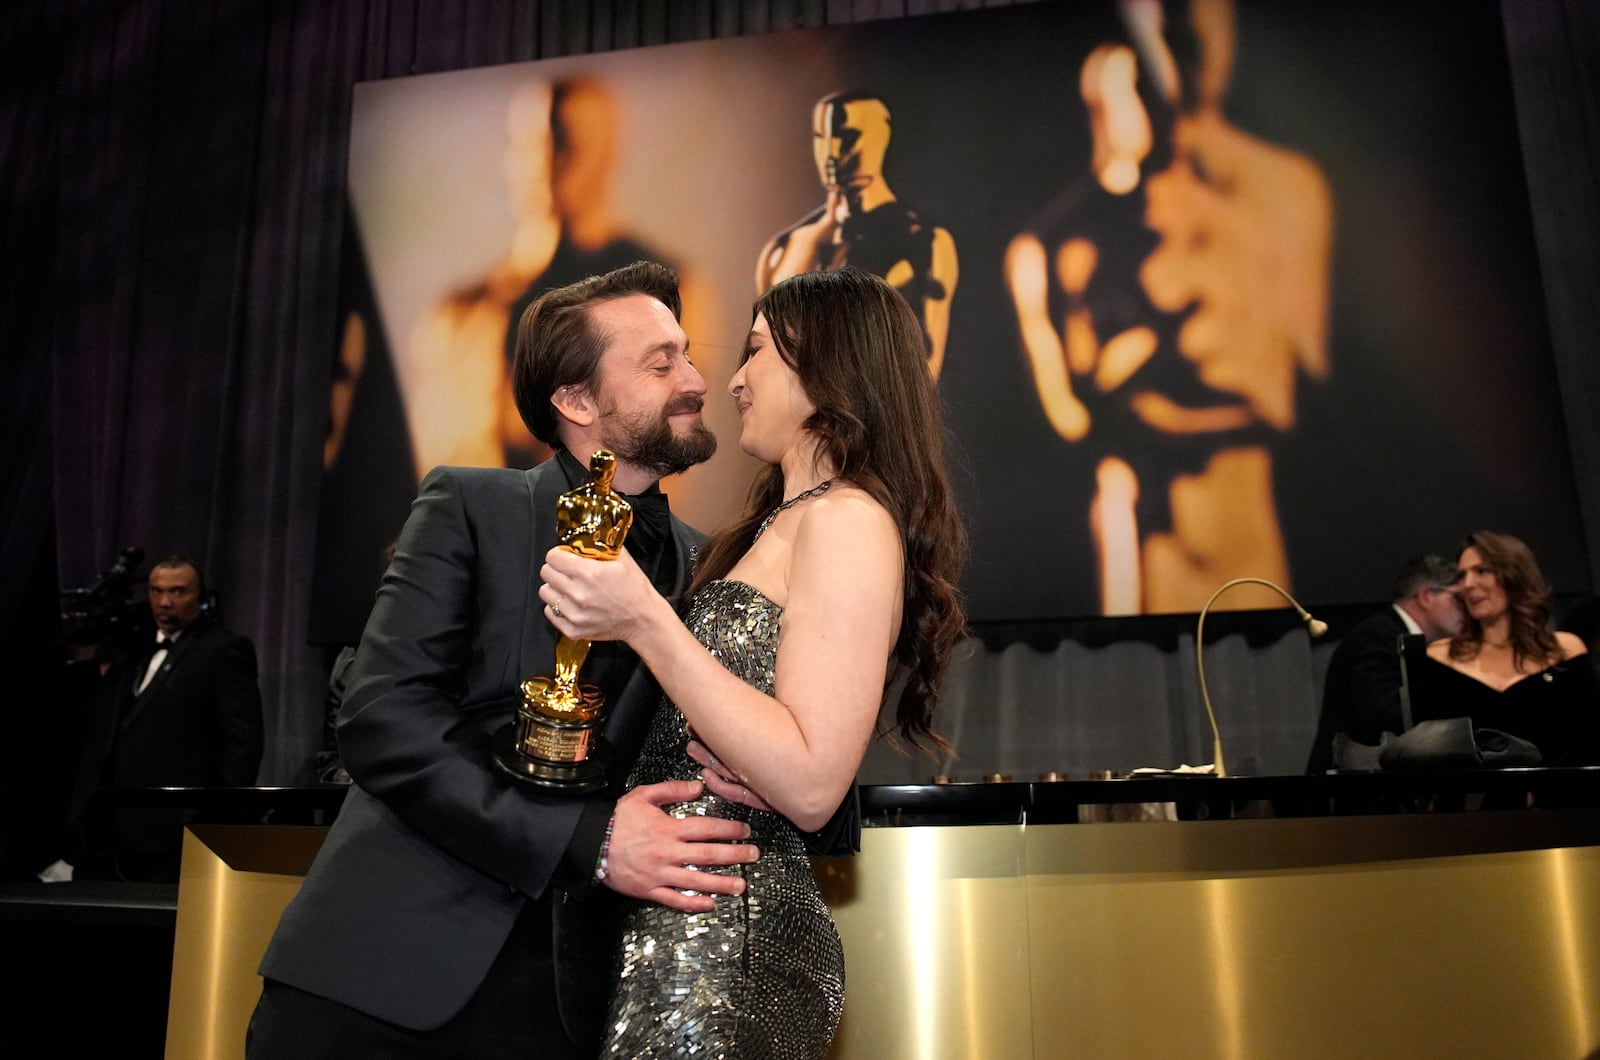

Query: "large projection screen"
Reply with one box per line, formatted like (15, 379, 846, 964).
(309, 0, 1587, 645)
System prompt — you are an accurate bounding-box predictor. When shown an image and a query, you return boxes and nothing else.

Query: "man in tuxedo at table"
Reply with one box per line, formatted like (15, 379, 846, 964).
(56, 553, 264, 882)
(1304, 553, 1463, 774)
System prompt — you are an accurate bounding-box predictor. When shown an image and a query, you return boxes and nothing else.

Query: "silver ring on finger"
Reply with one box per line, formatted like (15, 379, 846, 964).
(551, 598, 564, 619)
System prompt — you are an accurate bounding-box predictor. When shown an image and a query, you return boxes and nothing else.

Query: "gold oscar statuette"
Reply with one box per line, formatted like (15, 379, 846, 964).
(492, 449, 634, 793)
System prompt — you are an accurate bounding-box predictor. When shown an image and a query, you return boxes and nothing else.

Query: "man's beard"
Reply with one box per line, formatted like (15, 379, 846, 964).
(599, 396, 718, 479)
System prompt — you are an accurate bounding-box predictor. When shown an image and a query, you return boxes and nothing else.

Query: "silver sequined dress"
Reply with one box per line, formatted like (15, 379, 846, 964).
(601, 579, 845, 1059)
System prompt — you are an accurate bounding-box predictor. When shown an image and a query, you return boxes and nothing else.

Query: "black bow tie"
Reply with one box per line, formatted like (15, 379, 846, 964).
(621, 489, 671, 540)
(151, 636, 176, 654)
(619, 488, 679, 599)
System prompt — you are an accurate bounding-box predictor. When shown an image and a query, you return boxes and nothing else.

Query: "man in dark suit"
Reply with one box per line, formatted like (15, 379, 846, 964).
(248, 262, 764, 1059)
(59, 553, 264, 882)
(1305, 553, 1464, 774)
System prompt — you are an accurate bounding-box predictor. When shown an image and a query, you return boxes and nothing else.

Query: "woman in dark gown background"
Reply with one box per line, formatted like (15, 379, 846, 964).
(1420, 529, 1600, 766)
(541, 267, 968, 1057)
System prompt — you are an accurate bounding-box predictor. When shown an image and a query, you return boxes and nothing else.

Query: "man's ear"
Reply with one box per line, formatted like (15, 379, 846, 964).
(551, 384, 597, 429)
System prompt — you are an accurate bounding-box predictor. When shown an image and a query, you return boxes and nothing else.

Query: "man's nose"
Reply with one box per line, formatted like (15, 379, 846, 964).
(678, 358, 707, 395)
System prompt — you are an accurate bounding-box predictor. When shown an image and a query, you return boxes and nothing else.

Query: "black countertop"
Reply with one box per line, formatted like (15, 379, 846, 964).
(8, 769, 1596, 921)
(41, 766, 1600, 826)
(861, 767, 1600, 824)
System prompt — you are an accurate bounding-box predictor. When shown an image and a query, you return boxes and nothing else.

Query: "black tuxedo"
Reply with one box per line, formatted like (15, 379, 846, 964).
(67, 616, 264, 878)
(1305, 606, 1410, 774)
(257, 461, 704, 1048)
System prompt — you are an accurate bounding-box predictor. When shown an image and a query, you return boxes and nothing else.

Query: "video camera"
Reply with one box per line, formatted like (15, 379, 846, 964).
(60, 545, 151, 648)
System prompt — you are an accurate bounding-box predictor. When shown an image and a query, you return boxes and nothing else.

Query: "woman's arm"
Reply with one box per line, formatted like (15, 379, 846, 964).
(542, 489, 902, 831)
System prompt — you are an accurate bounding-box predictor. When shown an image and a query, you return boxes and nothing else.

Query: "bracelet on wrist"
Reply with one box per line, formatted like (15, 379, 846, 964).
(594, 813, 617, 883)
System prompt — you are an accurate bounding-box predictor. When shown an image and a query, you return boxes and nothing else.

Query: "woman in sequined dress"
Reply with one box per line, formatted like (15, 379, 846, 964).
(541, 266, 967, 1057)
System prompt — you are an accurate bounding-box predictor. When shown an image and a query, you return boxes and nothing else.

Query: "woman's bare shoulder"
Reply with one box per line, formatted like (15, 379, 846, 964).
(801, 484, 895, 539)
(1556, 629, 1590, 659)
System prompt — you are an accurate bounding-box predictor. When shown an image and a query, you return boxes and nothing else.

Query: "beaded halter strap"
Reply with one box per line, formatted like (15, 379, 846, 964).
(752, 478, 837, 541)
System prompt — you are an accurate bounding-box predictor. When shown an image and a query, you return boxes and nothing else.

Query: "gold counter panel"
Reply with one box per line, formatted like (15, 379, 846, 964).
(820, 813, 1600, 1059)
(167, 812, 1600, 1059)
(166, 826, 328, 1060)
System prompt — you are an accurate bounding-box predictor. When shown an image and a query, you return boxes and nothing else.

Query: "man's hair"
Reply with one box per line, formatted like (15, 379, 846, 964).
(1390, 553, 1456, 602)
(510, 260, 682, 448)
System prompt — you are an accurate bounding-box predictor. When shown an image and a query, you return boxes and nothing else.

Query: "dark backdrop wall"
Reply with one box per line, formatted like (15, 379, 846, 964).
(3, 1, 1597, 869)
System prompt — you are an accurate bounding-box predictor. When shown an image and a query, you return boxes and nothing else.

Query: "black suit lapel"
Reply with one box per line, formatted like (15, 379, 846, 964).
(122, 638, 179, 729)
(518, 462, 570, 683)
(122, 626, 211, 729)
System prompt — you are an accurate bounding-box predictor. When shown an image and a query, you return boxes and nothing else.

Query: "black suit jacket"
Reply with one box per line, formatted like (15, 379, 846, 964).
(1305, 607, 1410, 774)
(259, 462, 704, 1040)
(67, 616, 264, 867)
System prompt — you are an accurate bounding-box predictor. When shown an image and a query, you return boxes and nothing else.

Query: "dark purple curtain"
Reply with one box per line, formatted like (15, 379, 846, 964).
(1, 0, 1596, 862)
(1501, 0, 1600, 568)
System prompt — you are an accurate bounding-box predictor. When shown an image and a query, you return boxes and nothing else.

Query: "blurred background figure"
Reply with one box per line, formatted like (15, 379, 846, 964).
(1003, 0, 1332, 614)
(308, 205, 419, 652)
(1304, 553, 1463, 775)
(402, 76, 693, 476)
(45, 554, 263, 883)
(756, 89, 959, 378)
(311, 540, 398, 786)
(312, 76, 710, 650)
(1413, 530, 1600, 766)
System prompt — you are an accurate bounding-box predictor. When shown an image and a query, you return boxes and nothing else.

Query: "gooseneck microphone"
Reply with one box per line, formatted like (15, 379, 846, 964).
(1195, 577, 1326, 778)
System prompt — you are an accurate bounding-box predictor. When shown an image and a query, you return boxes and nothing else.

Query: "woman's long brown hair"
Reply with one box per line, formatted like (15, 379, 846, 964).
(689, 267, 968, 757)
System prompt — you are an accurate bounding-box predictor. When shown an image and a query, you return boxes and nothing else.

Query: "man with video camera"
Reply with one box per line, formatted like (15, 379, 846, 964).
(43, 552, 263, 883)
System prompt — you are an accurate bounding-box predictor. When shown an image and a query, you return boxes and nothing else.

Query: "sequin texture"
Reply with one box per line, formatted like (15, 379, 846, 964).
(601, 580, 844, 1059)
